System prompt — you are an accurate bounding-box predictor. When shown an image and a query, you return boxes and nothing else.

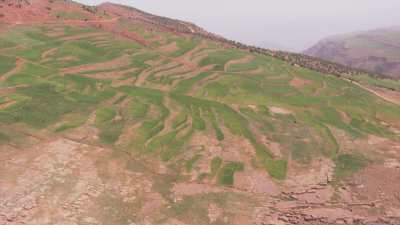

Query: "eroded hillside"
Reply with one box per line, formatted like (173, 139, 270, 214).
(1, 1, 400, 224)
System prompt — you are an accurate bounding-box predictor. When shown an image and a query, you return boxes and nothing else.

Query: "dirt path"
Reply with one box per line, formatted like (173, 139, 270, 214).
(147, 62, 186, 79)
(59, 32, 106, 42)
(290, 77, 312, 89)
(246, 66, 264, 75)
(344, 78, 400, 106)
(40, 47, 58, 61)
(157, 42, 179, 54)
(0, 44, 26, 53)
(0, 84, 28, 95)
(83, 67, 138, 81)
(0, 98, 16, 110)
(190, 49, 220, 66)
(224, 55, 254, 72)
(61, 54, 131, 75)
(135, 61, 181, 86)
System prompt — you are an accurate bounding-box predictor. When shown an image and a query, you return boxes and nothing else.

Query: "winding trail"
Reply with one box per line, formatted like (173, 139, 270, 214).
(344, 78, 400, 106)
(135, 61, 180, 86)
(0, 99, 16, 110)
(60, 54, 131, 75)
(40, 47, 58, 61)
(224, 55, 254, 72)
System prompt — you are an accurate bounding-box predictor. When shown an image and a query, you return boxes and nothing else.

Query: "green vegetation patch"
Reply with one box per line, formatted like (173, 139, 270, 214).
(131, 52, 160, 69)
(199, 49, 246, 70)
(53, 11, 90, 20)
(317, 107, 362, 138)
(95, 107, 123, 144)
(351, 74, 400, 91)
(6, 63, 56, 86)
(173, 72, 211, 94)
(172, 111, 188, 129)
(218, 161, 244, 186)
(55, 115, 87, 132)
(129, 100, 149, 119)
(171, 93, 286, 179)
(185, 154, 202, 172)
(0, 84, 76, 128)
(0, 131, 10, 144)
(210, 156, 223, 179)
(264, 159, 287, 180)
(0, 39, 17, 49)
(0, 55, 16, 76)
(147, 130, 179, 153)
(169, 37, 200, 57)
(227, 54, 284, 73)
(119, 86, 170, 152)
(335, 153, 369, 180)
(203, 82, 229, 98)
(205, 108, 224, 141)
(96, 107, 117, 124)
(160, 129, 193, 161)
(99, 120, 124, 144)
(44, 36, 138, 68)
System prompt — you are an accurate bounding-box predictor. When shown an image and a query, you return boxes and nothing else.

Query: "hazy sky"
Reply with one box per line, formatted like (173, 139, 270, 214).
(77, 0, 400, 52)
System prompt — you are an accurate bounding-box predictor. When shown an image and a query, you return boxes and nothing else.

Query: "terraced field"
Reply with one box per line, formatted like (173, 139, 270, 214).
(1, 2, 400, 225)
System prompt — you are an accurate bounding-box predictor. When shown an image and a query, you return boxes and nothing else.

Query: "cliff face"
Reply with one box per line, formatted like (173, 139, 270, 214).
(305, 27, 400, 79)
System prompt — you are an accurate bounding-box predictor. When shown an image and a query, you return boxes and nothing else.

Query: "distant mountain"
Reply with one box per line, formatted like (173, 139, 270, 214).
(305, 27, 400, 78)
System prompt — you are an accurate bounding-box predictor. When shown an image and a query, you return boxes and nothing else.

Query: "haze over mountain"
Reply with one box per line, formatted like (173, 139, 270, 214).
(305, 27, 400, 79)
(1, 0, 400, 224)
(258, 41, 294, 52)
(76, 0, 400, 51)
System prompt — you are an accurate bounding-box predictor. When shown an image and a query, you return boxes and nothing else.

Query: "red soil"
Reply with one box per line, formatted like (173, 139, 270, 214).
(0, 0, 149, 46)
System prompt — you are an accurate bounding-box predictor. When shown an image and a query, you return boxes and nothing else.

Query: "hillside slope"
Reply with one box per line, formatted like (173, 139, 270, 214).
(305, 27, 400, 78)
(1, 1, 400, 224)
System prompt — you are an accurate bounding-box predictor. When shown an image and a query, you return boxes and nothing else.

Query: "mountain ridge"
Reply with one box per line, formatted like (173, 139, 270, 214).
(305, 26, 400, 79)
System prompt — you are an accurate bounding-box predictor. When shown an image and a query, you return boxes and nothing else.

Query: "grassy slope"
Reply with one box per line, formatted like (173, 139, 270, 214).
(0, 23, 399, 184)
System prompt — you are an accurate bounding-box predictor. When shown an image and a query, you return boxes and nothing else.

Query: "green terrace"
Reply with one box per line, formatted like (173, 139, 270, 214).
(1, 23, 399, 184)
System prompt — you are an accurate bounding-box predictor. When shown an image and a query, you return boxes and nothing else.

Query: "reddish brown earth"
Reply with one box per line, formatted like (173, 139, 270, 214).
(290, 77, 313, 89)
